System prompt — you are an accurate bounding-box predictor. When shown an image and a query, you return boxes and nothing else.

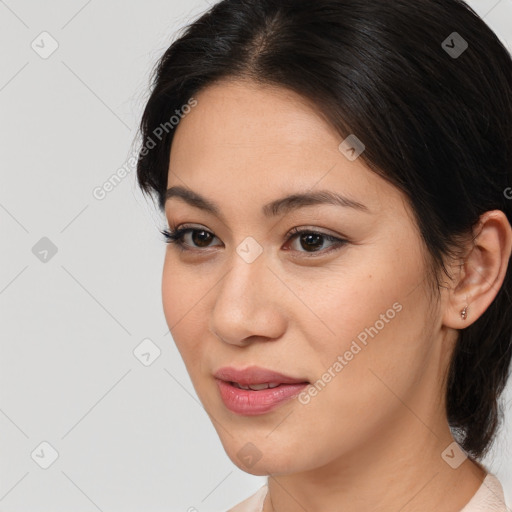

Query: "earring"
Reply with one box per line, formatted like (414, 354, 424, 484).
(461, 305, 468, 320)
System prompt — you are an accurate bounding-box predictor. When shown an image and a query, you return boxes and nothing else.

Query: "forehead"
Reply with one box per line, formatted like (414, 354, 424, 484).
(172, 79, 338, 155)
(167, 79, 405, 219)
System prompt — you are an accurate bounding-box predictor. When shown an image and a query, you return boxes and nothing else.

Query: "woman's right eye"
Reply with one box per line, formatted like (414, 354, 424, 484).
(161, 227, 222, 250)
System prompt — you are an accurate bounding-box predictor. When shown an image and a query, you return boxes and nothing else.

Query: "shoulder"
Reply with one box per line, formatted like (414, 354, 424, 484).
(226, 484, 268, 512)
(460, 473, 509, 512)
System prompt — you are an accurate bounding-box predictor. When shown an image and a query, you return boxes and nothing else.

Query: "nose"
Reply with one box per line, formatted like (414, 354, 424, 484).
(209, 248, 287, 346)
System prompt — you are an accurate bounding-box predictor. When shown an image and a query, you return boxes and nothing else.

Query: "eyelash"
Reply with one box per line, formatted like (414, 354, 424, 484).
(160, 226, 348, 257)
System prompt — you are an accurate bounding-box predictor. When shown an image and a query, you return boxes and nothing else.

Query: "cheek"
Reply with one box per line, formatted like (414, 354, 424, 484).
(293, 256, 433, 440)
(297, 252, 425, 365)
(310, 230, 428, 356)
(161, 254, 210, 370)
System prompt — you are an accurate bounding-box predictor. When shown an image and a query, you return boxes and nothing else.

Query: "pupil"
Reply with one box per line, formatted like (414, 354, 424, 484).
(301, 233, 323, 251)
(193, 230, 212, 247)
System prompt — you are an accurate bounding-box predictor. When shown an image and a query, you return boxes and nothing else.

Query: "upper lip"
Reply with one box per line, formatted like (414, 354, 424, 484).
(214, 366, 309, 386)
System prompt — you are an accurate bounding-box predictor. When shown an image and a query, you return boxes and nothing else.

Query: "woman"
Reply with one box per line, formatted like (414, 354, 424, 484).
(136, 0, 512, 510)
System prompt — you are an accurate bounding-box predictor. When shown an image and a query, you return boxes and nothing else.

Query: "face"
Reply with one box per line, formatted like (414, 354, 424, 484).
(163, 79, 447, 476)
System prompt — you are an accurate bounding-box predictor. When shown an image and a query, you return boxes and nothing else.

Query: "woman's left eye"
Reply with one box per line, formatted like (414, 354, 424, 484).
(286, 228, 347, 255)
(161, 226, 347, 256)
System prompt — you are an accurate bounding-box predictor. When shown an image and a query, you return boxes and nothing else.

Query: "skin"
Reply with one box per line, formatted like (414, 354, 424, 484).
(162, 79, 512, 512)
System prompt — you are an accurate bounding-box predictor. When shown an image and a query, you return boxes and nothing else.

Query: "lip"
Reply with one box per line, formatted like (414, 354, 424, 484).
(214, 366, 309, 386)
(214, 366, 310, 416)
(216, 380, 308, 415)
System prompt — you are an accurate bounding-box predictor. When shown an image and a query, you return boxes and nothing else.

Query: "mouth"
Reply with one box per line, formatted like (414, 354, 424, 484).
(213, 366, 310, 415)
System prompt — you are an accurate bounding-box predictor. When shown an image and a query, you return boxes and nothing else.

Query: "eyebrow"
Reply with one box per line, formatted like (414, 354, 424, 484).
(165, 185, 370, 219)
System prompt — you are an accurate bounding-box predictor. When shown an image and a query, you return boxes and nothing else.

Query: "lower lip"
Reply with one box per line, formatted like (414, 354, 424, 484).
(216, 379, 309, 415)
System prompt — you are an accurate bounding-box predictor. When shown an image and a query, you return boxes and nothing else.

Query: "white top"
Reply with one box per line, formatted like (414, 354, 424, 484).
(226, 473, 509, 512)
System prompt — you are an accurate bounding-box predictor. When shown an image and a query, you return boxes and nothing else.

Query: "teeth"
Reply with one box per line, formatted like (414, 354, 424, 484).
(249, 383, 273, 391)
(233, 382, 251, 390)
(232, 382, 281, 390)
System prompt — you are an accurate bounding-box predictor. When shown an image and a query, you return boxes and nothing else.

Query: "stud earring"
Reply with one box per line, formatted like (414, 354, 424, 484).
(461, 305, 468, 320)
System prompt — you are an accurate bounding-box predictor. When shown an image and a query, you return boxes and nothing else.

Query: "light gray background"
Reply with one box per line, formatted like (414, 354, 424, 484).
(1, 1, 512, 511)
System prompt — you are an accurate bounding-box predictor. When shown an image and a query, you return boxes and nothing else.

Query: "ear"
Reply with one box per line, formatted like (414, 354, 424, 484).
(443, 210, 512, 329)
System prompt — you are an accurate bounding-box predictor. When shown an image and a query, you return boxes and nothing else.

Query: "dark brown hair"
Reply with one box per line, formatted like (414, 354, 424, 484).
(136, 0, 512, 459)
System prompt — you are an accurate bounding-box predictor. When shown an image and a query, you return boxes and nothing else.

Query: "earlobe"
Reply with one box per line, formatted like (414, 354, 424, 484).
(443, 210, 512, 330)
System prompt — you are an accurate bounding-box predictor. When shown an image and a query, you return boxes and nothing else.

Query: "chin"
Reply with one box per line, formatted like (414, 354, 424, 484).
(221, 438, 307, 476)
(233, 459, 297, 477)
